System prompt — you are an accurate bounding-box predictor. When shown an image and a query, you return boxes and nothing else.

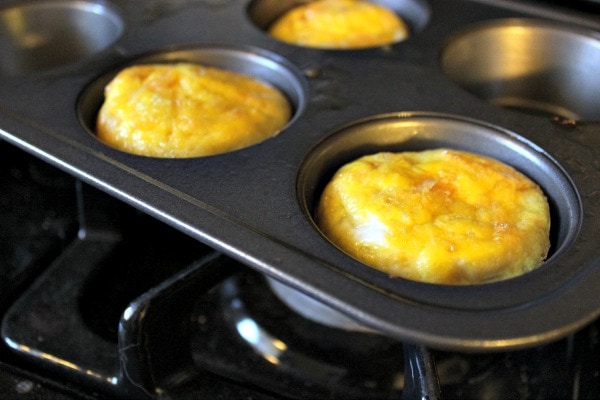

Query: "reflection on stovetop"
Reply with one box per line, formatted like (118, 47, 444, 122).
(1, 139, 600, 400)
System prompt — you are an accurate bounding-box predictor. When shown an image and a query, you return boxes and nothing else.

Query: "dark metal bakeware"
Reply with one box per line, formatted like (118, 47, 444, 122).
(0, 0, 598, 351)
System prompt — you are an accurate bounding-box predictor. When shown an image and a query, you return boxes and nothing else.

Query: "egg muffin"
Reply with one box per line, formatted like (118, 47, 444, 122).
(268, 0, 409, 49)
(315, 149, 551, 285)
(96, 63, 291, 158)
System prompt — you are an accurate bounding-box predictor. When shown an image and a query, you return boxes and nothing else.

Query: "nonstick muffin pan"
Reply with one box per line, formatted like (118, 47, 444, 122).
(0, 0, 598, 351)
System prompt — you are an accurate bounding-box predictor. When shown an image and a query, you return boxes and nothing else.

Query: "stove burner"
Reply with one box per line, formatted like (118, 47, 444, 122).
(191, 270, 600, 400)
(192, 271, 407, 399)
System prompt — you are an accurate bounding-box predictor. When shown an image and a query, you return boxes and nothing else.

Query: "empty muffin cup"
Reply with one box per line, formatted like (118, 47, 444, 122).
(441, 19, 600, 121)
(0, 0, 123, 77)
(298, 113, 580, 296)
(78, 45, 308, 158)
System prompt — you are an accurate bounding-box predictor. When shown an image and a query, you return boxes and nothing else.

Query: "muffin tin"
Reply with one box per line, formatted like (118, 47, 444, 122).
(0, 0, 598, 351)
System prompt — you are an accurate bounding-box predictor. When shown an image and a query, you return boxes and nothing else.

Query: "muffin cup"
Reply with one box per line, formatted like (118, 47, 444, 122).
(248, 0, 431, 48)
(0, 0, 123, 77)
(298, 112, 580, 308)
(77, 44, 309, 157)
(441, 19, 600, 121)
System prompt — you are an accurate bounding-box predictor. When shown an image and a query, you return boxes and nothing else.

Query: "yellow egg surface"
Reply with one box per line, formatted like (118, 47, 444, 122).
(268, 0, 409, 49)
(315, 149, 551, 285)
(96, 63, 292, 158)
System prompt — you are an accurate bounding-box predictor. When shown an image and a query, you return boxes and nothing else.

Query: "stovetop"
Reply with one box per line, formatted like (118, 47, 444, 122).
(2, 139, 600, 400)
(0, 140, 279, 399)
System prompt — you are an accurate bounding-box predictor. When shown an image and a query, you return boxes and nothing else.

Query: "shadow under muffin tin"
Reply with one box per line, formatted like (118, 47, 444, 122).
(0, 0, 598, 351)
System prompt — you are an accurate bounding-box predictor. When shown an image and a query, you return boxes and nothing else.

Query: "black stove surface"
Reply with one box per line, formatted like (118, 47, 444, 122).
(2, 139, 600, 399)
(0, 140, 278, 400)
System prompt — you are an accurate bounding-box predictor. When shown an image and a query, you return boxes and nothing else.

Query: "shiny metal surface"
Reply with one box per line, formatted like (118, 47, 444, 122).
(441, 19, 600, 121)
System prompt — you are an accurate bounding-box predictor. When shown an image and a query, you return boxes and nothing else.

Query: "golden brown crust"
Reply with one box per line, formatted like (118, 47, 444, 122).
(316, 149, 551, 285)
(97, 63, 291, 158)
(268, 0, 409, 49)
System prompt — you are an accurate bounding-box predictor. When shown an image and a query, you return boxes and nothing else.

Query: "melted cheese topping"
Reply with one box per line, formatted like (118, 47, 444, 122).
(268, 0, 409, 49)
(316, 149, 551, 285)
(97, 63, 291, 158)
